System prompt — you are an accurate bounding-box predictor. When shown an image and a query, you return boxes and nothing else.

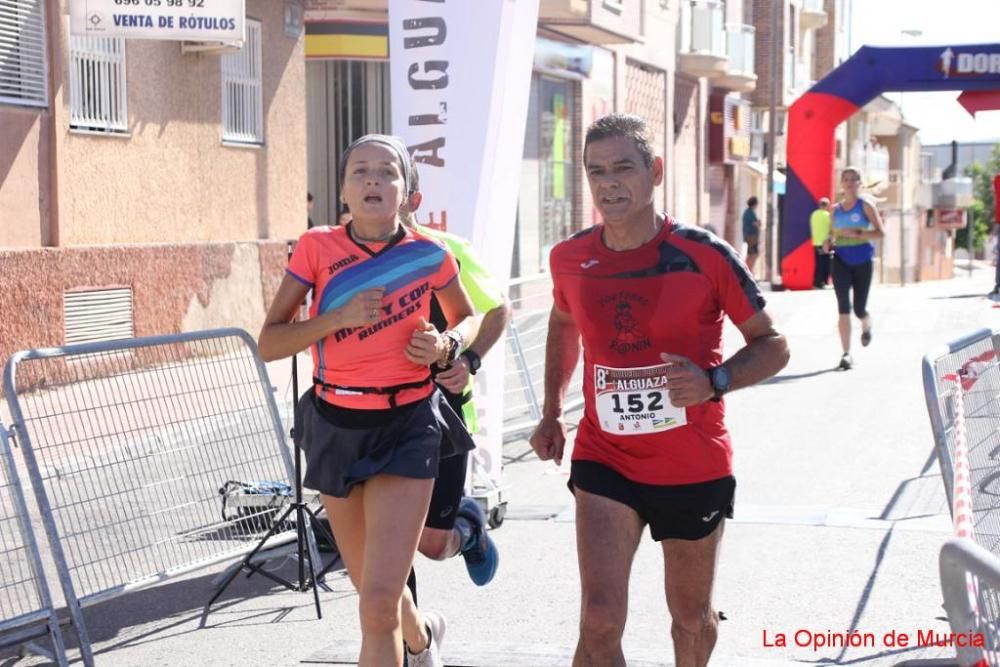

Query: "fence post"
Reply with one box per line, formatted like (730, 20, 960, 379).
(508, 321, 542, 422)
(0, 423, 71, 666)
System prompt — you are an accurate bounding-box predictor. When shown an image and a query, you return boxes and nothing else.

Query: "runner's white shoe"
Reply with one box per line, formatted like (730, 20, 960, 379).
(407, 610, 446, 667)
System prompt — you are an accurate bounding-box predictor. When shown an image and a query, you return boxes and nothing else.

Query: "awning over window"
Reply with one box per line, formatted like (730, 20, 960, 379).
(306, 21, 387, 60)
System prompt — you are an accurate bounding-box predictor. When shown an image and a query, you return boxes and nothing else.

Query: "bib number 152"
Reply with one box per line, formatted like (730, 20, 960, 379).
(610, 391, 664, 414)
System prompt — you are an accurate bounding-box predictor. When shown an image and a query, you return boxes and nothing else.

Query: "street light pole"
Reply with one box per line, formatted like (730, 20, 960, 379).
(899, 135, 906, 286)
(765, 0, 779, 285)
(897, 29, 922, 287)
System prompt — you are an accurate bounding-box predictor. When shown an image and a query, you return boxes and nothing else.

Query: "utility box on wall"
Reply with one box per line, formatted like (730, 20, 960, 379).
(708, 92, 750, 165)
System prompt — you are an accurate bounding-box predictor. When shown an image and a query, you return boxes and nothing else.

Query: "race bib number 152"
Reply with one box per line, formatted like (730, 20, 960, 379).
(594, 363, 687, 436)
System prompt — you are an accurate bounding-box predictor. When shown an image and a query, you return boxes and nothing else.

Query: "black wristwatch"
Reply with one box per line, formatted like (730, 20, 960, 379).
(707, 365, 731, 402)
(461, 349, 482, 375)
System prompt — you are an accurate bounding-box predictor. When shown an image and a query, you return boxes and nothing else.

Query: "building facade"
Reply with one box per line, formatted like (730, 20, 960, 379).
(0, 0, 306, 370)
(6, 0, 952, 376)
(303, 0, 774, 280)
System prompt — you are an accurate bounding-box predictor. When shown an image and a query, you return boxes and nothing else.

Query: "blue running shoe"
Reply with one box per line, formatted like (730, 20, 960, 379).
(457, 497, 499, 586)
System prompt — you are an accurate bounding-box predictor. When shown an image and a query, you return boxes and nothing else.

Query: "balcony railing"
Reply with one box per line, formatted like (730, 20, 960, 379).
(715, 23, 756, 92)
(726, 23, 754, 76)
(800, 0, 829, 30)
(678, 0, 728, 78)
(679, 0, 726, 58)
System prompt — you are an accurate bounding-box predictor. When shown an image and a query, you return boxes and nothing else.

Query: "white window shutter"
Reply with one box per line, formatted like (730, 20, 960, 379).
(0, 0, 48, 107)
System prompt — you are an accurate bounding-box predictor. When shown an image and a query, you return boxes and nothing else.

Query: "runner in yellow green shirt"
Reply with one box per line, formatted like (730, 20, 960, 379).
(810, 197, 832, 288)
(398, 159, 510, 595)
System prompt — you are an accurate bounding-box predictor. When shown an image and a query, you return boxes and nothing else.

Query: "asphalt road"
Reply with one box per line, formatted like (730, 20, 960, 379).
(1, 265, 996, 666)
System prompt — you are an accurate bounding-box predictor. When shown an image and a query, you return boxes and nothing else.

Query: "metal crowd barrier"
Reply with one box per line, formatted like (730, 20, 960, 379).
(0, 424, 68, 665)
(503, 273, 584, 437)
(3, 329, 310, 666)
(924, 328, 1000, 666)
(940, 537, 1000, 666)
(922, 328, 1000, 553)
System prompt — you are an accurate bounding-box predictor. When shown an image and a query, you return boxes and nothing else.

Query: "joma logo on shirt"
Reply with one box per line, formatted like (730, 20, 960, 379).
(328, 255, 360, 274)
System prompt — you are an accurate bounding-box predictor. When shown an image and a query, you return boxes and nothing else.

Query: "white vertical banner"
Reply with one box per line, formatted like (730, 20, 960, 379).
(461, 0, 538, 490)
(388, 3, 452, 232)
(389, 0, 539, 488)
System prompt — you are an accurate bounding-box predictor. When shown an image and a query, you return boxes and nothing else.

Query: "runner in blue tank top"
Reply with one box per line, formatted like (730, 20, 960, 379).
(825, 166, 886, 370)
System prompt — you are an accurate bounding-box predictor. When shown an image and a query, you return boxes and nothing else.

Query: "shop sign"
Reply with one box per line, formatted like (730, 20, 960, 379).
(70, 0, 245, 42)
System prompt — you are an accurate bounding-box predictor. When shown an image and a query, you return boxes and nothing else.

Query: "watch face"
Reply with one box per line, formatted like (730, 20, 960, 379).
(464, 351, 481, 373)
(713, 367, 730, 392)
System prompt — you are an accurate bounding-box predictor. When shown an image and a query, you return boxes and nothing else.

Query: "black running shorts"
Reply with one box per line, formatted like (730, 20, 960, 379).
(424, 387, 470, 530)
(569, 459, 735, 541)
(295, 388, 474, 498)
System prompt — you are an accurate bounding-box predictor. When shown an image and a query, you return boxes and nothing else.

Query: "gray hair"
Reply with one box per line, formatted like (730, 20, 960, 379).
(584, 113, 656, 168)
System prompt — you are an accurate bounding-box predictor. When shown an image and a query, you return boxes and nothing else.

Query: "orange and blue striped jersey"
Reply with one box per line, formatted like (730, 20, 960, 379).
(287, 224, 459, 409)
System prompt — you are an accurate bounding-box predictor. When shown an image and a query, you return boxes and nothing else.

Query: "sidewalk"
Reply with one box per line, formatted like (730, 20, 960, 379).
(1, 268, 997, 666)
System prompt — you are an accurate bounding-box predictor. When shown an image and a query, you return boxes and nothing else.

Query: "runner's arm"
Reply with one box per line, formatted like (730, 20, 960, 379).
(451, 240, 511, 358)
(856, 201, 886, 240)
(435, 299, 510, 392)
(434, 277, 479, 356)
(542, 305, 582, 418)
(722, 310, 789, 392)
(467, 298, 510, 358)
(258, 274, 375, 361)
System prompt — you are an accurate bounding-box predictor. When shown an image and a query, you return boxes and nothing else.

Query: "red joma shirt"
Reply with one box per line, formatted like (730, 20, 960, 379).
(550, 218, 766, 485)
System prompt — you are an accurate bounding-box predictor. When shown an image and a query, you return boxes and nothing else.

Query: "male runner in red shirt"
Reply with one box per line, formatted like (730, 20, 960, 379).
(530, 114, 789, 667)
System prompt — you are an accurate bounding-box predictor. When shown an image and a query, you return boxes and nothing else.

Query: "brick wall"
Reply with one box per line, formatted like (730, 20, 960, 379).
(625, 61, 668, 212)
(814, 0, 838, 79)
(673, 75, 700, 225)
(750, 0, 787, 109)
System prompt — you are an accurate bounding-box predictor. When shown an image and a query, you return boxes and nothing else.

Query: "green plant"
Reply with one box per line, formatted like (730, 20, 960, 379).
(957, 143, 1000, 253)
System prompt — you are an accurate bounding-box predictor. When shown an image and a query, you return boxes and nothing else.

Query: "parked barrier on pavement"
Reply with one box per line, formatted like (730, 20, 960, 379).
(926, 328, 1000, 667)
(922, 328, 1000, 553)
(0, 423, 68, 666)
(940, 538, 999, 667)
(3, 329, 312, 667)
(503, 273, 584, 437)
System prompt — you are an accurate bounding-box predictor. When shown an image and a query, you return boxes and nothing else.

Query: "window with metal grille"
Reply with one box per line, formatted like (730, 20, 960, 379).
(0, 0, 48, 107)
(221, 19, 263, 145)
(69, 31, 127, 133)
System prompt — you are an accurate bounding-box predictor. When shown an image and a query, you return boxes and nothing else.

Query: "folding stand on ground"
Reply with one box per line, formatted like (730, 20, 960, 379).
(207, 345, 340, 618)
(207, 259, 339, 618)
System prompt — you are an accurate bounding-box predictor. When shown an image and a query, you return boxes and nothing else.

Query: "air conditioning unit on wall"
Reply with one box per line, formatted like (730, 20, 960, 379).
(181, 40, 243, 55)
